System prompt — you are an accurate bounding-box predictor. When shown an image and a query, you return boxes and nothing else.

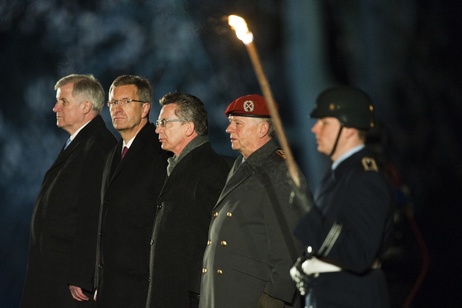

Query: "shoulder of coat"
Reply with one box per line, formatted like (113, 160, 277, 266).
(274, 149, 286, 159)
(361, 157, 378, 172)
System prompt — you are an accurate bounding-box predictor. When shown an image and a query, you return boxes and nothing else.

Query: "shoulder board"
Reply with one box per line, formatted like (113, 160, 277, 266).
(274, 149, 286, 159)
(361, 157, 378, 172)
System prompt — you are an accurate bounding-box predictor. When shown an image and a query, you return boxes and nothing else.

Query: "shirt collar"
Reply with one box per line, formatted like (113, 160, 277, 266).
(168, 135, 209, 171)
(332, 144, 364, 170)
(68, 120, 92, 142)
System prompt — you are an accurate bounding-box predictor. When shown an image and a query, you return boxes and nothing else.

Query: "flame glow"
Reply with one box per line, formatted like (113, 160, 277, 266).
(228, 15, 254, 45)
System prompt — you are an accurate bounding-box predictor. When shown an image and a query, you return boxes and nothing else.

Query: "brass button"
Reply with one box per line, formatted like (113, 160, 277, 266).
(202, 268, 208, 274)
(207, 240, 211, 246)
(220, 240, 227, 246)
(226, 212, 232, 217)
(213, 211, 219, 217)
(217, 269, 223, 275)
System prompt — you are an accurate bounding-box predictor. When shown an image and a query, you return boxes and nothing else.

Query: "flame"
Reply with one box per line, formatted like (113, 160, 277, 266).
(228, 15, 253, 45)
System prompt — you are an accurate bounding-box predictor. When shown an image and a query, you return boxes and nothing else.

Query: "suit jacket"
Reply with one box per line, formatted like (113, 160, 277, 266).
(21, 115, 116, 308)
(146, 141, 230, 308)
(199, 140, 304, 308)
(293, 147, 394, 307)
(95, 122, 168, 308)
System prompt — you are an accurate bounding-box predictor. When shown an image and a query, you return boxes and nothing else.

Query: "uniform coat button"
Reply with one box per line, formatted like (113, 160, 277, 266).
(213, 211, 219, 217)
(217, 269, 223, 275)
(220, 240, 227, 246)
(207, 240, 211, 246)
(202, 268, 208, 274)
(226, 212, 233, 217)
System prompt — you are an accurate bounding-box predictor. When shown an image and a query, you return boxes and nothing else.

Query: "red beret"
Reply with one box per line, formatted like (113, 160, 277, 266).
(224, 94, 277, 118)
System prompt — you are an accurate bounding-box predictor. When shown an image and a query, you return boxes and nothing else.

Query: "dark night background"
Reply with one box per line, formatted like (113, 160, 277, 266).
(1, 0, 461, 307)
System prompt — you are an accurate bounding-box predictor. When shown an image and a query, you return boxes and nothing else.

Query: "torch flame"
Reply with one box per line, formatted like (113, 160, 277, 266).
(228, 15, 254, 45)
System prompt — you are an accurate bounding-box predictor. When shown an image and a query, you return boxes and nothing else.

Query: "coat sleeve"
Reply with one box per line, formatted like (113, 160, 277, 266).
(67, 135, 115, 291)
(294, 170, 392, 273)
(260, 162, 304, 304)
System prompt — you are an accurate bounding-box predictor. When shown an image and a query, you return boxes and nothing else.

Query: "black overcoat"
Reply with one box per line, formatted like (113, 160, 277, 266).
(21, 115, 116, 308)
(146, 141, 230, 308)
(294, 147, 394, 307)
(95, 122, 168, 308)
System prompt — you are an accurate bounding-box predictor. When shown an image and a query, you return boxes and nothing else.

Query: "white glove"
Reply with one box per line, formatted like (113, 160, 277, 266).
(290, 256, 309, 296)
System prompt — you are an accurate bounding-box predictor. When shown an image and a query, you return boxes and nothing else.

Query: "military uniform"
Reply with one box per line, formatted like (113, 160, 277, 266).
(293, 147, 393, 307)
(200, 139, 303, 308)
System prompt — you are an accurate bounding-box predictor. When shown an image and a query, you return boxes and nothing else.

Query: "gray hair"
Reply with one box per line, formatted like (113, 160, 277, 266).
(159, 92, 208, 136)
(55, 74, 105, 113)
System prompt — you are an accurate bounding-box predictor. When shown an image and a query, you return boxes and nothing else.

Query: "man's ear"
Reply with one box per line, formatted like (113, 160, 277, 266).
(185, 121, 195, 137)
(81, 101, 92, 114)
(343, 126, 357, 139)
(258, 120, 270, 137)
(141, 103, 151, 118)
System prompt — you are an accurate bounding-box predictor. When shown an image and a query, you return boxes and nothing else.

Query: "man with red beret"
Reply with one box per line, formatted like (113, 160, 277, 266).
(199, 94, 304, 308)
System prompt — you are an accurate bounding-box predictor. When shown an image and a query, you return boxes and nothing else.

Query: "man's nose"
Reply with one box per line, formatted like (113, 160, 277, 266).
(52, 102, 60, 112)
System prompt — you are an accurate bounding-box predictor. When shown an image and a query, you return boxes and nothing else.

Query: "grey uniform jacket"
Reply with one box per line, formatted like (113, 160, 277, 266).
(199, 139, 303, 308)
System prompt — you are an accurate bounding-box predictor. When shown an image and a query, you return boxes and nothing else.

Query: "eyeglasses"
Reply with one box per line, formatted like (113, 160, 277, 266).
(156, 118, 185, 127)
(107, 98, 146, 107)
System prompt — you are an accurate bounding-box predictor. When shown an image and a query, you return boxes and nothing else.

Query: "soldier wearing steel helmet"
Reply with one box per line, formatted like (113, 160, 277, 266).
(290, 86, 394, 307)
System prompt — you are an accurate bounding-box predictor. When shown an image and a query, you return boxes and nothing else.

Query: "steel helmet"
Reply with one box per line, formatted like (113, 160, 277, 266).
(310, 86, 375, 130)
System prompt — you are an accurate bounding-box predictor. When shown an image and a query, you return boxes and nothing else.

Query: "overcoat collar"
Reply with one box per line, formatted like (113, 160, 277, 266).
(214, 139, 279, 208)
(47, 115, 106, 173)
(158, 141, 210, 198)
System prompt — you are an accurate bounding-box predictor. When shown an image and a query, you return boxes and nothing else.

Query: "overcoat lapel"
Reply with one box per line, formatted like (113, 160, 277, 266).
(106, 123, 152, 186)
(157, 152, 192, 199)
(214, 160, 252, 208)
(45, 135, 81, 177)
(214, 140, 279, 208)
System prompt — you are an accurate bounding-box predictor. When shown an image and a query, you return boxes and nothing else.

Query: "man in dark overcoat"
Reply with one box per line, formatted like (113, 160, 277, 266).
(21, 74, 116, 307)
(145, 93, 230, 308)
(291, 86, 394, 307)
(199, 94, 304, 308)
(94, 75, 167, 307)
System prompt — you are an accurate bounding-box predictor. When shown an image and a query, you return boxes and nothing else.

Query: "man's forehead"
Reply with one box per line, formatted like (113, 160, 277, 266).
(228, 115, 266, 128)
(110, 84, 136, 96)
(159, 104, 177, 115)
(228, 115, 252, 120)
(320, 116, 340, 122)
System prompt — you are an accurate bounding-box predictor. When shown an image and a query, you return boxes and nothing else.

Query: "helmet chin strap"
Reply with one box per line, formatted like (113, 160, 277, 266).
(329, 126, 344, 158)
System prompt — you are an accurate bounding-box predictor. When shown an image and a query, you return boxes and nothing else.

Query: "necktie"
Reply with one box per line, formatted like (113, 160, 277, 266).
(64, 138, 71, 149)
(231, 157, 245, 175)
(121, 146, 128, 159)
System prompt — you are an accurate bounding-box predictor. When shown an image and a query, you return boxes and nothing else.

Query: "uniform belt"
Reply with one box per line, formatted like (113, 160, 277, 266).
(301, 257, 381, 275)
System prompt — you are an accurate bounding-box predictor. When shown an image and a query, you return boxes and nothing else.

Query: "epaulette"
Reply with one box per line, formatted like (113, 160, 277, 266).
(275, 149, 286, 159)
(361, 157, 378, 172)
